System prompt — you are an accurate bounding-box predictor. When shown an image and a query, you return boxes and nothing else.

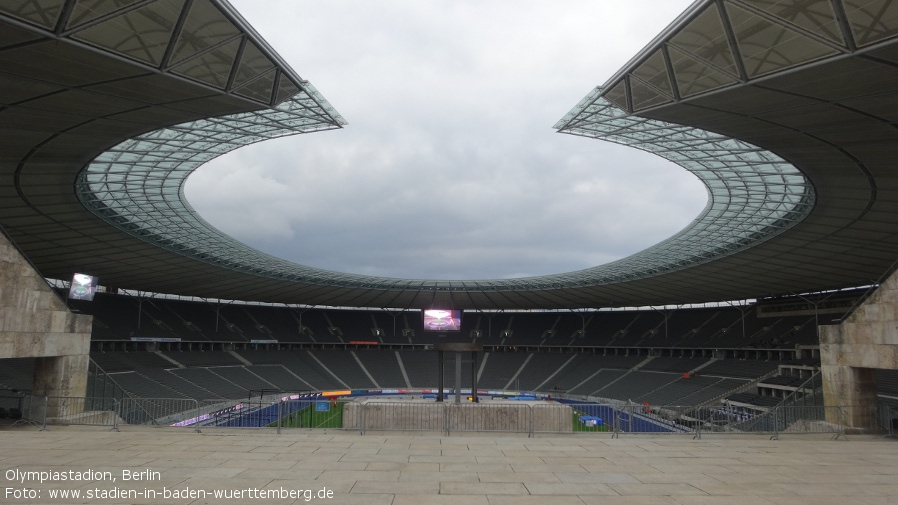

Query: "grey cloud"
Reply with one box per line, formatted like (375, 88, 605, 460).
(186, 0, 702, 280)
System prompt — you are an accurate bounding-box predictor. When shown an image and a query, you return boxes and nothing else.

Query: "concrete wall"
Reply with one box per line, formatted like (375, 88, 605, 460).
(0, 231, 91, 398)
(343, 399, 573, 433)
(344, 400, 446, 432)
(820, 266, 898, 429)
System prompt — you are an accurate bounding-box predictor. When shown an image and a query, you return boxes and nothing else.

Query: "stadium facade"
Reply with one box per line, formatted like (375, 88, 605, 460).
(1, 1, 898, 422)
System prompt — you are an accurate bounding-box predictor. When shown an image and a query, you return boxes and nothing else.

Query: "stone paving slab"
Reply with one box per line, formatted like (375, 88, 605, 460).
(0, 426, 895, 504)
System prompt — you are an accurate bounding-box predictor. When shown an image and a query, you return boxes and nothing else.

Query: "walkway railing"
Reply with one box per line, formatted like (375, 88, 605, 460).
(12, 394, 897, 438)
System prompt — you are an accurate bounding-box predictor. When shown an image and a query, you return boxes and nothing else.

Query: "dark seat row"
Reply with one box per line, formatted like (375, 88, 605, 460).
(83, 292, 821, 348)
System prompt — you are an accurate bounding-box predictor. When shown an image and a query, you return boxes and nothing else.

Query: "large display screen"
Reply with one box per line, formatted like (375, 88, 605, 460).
(68, 273, 98, 301)
(422, 309, 462, 332)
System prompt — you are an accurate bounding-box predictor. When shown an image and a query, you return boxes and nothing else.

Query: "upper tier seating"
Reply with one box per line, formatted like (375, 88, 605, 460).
(85, 292, 821, 349)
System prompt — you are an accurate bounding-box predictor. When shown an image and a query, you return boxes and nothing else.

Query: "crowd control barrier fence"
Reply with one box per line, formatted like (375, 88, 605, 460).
(12, 394, 898, 439)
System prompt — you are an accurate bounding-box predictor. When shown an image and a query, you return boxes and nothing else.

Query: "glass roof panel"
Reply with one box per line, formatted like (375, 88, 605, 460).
(670, 2, 740, 76)
(77, 84, 346, 286)
(726, 2, 840, 77)
(553, 93, 813, 284)
(70, 2, 823, 295)
(170, 36, 241, 89)
(78, 86, 810, 292)
(169, 0, 241, 66)
(842, 0, 898, 46)
(739, 0, 844, 44)
(72, 0, 186, 66)
(668, 45, 740, 97)
(67, 0, 142, 30)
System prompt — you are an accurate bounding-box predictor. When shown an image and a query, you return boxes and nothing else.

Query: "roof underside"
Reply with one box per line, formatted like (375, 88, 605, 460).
(2, 0, 898, 310)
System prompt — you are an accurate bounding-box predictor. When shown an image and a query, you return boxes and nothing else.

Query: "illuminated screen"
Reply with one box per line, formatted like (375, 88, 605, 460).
(423, 309, 462, 331)
(68, 273, 98, 301)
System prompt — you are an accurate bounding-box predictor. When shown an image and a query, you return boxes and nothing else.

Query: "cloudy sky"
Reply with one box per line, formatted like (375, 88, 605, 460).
(185, 0, 705, 280)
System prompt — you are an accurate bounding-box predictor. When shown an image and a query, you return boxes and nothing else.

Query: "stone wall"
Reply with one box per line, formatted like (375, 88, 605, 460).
(819, 266, 898, 428)
(0, 230, 91, 398)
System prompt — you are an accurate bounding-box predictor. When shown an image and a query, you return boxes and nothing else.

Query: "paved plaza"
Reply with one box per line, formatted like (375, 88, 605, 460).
(1, 425, 896, 505)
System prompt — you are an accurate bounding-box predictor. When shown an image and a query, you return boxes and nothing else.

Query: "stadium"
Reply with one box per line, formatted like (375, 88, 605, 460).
(1, 0, 898, 502)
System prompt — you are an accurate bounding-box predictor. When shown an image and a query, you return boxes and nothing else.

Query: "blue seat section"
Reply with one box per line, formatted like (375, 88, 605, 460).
(210, 400, 313, 428)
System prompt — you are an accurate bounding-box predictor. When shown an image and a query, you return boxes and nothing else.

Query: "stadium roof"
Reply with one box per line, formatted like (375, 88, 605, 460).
(2, 0, 898, 310)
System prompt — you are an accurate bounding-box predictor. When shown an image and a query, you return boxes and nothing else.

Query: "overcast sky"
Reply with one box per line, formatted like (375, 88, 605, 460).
(185, 0, 704, 280)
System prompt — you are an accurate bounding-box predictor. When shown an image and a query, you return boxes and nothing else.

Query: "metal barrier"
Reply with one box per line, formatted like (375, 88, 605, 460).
(700, 405, 778, 437)
(354, 400, 445, 434)
(36, 396, 120, 430)
(194, 399, 266, 429)
(448, 402, 530, 435)
(0, 395, 28, 423)
(828, 404, 894, 438)
(276, 398, 359, 432)
(10, 395, 898, 439)
(120, 398, 201, 430)
(772, 405, 846, 439)
(695, 404, 895, 439)
(546, 402, 689, 436)
(531, 402, 579, 435)
(885, 405, 898, 439)
(20, 394, 46, 427)
(613, 405, 691, 435)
